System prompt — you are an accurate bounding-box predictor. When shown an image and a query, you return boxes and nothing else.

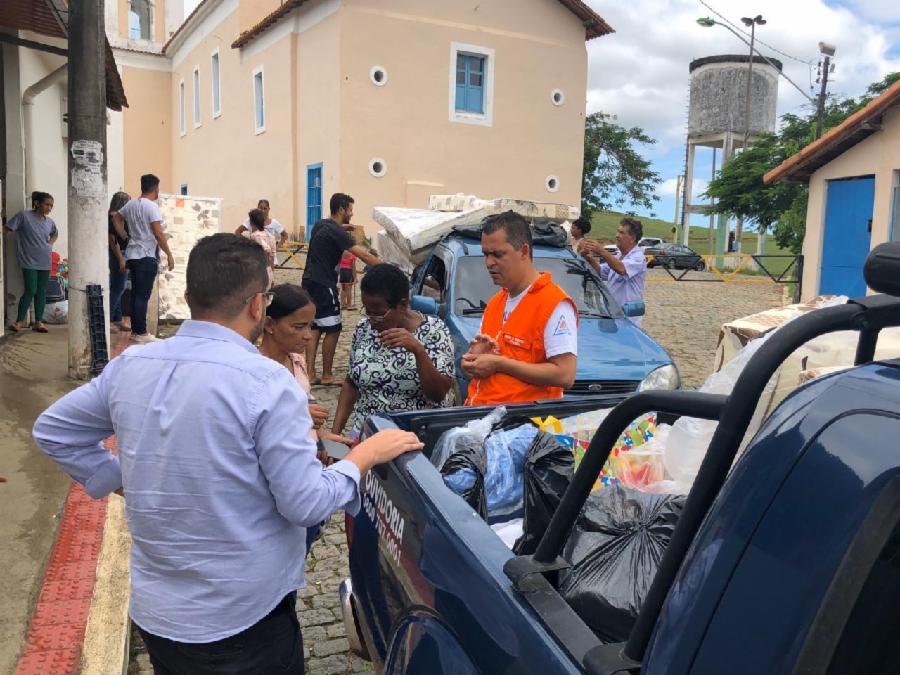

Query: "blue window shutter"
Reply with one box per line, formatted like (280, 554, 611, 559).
(455, 55, 485, 114)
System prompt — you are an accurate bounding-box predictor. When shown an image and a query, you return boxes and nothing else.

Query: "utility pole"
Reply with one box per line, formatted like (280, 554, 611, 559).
(816, 42, 836, 139)
(673, 174, 682, 243)
(67, 0, 109, 379)
(735, 15, 766, 255)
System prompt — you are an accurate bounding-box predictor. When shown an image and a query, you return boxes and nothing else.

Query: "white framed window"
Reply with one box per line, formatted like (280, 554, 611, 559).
(211, 49, 221, 118)
(449, 42, 494, 127)
(192, 66, 201, 128)
(129, 0, 152, 40)
(178, 79, 185, 136)
(252, 66, 265, 134)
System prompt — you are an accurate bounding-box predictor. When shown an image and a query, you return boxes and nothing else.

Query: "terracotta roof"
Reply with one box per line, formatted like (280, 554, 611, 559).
(230, 0, 614, 49)
(0, 0, 128, 110)
(764, 78, 900, 185)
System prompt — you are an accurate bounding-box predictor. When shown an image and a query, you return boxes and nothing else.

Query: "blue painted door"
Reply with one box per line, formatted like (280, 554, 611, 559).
(820, 176, 875, 297)
(306, 164, 322, 240)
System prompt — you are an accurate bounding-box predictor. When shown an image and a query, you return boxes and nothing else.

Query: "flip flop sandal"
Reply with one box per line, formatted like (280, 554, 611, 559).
(32, 325, 49, 334)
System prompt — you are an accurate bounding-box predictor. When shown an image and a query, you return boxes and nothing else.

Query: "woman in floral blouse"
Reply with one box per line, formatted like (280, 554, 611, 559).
(331, 263, 454, 438)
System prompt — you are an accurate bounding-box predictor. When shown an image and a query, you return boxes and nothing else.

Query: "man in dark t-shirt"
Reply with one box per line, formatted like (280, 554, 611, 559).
(302, 193, 380, 384)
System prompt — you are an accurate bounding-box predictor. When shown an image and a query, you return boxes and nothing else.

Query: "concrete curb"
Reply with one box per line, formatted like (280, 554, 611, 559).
(80, 494, 131, 674)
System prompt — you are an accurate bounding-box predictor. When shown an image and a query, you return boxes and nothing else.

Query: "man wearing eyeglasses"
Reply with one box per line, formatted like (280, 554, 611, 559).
(33, 234, 422, 673)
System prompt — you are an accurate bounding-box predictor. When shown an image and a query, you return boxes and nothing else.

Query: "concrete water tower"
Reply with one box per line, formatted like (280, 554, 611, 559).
(681, 54, 781, 253)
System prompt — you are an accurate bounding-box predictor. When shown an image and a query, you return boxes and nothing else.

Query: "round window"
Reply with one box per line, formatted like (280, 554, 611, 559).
(551, 89, 565, 106)
(369, 158, 387, 178)
(370, 66, 388, 87)
(546, 175, 560, 192)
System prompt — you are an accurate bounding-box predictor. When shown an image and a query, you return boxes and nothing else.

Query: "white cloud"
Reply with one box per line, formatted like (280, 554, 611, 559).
(584, 0, 900, 154)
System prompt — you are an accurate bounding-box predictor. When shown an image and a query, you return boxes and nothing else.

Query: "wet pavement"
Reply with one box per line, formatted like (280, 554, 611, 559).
(0, 326, 79, 673)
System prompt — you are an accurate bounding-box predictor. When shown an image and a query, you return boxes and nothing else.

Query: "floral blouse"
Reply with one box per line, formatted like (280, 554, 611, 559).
(347, 314, 455, 434)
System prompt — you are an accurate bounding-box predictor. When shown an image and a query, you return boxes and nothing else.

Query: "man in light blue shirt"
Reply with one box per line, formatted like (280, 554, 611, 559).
(578, 217, 648, 328)
(33, 234, 422, 673)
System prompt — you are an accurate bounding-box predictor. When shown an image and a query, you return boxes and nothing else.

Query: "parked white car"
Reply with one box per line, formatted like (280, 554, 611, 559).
(638, 237, 664, 251)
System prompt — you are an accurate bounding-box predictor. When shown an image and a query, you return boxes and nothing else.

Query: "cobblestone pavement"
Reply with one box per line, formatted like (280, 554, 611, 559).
(129, 271, 785, 673)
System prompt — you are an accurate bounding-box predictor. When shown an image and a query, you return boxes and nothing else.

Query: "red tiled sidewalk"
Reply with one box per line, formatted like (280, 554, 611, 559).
(14, 335, 130, 675)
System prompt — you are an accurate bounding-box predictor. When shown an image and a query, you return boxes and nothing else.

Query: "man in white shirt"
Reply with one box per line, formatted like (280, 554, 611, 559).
(579, 217, 647, 328)
(462, 211, 577, 406)
(112, 174, 175, 343)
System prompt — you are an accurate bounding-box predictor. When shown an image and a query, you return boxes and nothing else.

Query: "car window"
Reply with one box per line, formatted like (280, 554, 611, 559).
(453, 256, 623, 318)
(823, 518, 900, 674)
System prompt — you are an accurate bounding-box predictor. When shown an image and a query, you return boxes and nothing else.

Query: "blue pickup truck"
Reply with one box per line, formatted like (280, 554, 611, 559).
(408, 230, 679, 402)
(339, 243, 900, 675)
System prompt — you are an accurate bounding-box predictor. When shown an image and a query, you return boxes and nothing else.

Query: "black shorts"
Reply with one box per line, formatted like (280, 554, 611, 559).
(302, 280, 342, 333)
(339, 268, 353, 284)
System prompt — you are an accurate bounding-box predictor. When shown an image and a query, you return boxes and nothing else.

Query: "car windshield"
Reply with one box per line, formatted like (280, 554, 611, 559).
(453, 256, 622, 318)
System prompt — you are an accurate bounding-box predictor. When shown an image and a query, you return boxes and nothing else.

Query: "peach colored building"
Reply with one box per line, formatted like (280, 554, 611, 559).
(108, 0, 612, 239)
(765, 80, 900, 301)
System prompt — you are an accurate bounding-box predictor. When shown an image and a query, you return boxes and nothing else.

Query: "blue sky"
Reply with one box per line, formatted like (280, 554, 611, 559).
(583, 0, 900, 227)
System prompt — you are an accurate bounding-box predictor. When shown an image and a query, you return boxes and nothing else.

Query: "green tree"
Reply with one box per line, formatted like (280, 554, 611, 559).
(581, 112, 661, 220)
(705, 71, 899, 254)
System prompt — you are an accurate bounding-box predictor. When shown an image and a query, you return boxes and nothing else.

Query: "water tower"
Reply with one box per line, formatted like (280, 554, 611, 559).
(681, 54, 781, 253)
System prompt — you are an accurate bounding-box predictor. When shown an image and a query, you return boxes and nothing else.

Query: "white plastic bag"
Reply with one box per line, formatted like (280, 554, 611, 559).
(42, 300, 68, 324)
(432, 406, 506, 470)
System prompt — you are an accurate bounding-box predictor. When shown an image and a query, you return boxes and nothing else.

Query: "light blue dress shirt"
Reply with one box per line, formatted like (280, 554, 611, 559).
(33, 320, 361, 643)
(600, 246, 647, 328)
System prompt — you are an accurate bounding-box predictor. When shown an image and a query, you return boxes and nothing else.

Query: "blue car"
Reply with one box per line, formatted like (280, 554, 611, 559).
(409, 231, 679, 402)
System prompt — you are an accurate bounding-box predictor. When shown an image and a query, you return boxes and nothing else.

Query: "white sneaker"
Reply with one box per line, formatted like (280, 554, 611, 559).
(130, 333, 159, 343)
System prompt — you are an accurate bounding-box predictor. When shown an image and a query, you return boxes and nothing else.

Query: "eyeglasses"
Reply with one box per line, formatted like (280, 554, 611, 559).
(245, 291, 275, 307)
(364, 307, 392, 323)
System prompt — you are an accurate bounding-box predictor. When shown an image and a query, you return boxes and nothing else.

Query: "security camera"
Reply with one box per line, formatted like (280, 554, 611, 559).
(818, 42, 836, 57)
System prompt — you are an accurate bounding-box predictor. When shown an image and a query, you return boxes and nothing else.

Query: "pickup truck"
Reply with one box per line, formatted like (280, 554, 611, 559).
(409, 229, 679, 402)
(339, 242, 900, 675)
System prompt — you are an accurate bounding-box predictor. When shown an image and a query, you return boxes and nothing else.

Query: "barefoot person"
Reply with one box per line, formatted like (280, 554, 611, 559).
(4, 191, 58, 333)
(33, 234, 422, 673)
(301, 193, 380, 385)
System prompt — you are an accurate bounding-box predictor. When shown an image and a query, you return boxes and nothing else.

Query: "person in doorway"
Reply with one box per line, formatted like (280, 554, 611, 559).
(578, 217, 647, 328)
(108, 191, 131, 333)
(728, 230, 736, 253)
(332, 263, 454, 438)
(112, 174, 175, 343)
(462, 212, 577, 407)
(570, 217, 591, 245)
(301, 193, 380, 385)
(33, 234, 423, 674)
(246, 208, 277, 272)
(4, 191, 58, 333)
(234, 199, 287, 246)
(339, 250, 357, 310)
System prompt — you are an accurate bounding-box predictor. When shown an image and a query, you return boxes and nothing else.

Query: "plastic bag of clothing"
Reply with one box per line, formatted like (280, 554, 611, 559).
(513, 432, 575, 555)
(557, 484, 685, 642)
(42, 300, 68, 324)
(484, 424, 538, 517)
(441, 444, 488, 518)
(432, 406, 506, 470)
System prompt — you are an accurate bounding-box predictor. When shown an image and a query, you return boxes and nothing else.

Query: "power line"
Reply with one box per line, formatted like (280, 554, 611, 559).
(698, 0, 815, 66)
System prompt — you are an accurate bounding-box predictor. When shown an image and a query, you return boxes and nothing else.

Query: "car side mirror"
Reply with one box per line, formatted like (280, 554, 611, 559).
(411, 294, 439, 316)
(623, 301, 645, 318)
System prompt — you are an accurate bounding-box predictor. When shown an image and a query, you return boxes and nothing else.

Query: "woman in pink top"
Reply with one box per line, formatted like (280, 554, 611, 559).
(258, 283, 353, 553)
(258, 283, 352, 446)
(246, 208, 277, 284)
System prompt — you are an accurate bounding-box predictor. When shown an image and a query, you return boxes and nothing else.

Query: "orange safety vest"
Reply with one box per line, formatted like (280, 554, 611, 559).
(465, 272, 576, 407)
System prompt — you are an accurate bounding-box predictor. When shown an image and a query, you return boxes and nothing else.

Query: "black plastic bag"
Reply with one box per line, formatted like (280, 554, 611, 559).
(513, 432, 574, 555)
(531, 219, 568, 248)
(441, 445, 488, 519)
(557, 484, 685, 642)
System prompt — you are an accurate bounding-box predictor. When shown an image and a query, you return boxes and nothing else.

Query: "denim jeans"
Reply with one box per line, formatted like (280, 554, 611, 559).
(109, 254, 128, 322)
(127, 257, 158, 335)
(137, 592, 303, 674)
